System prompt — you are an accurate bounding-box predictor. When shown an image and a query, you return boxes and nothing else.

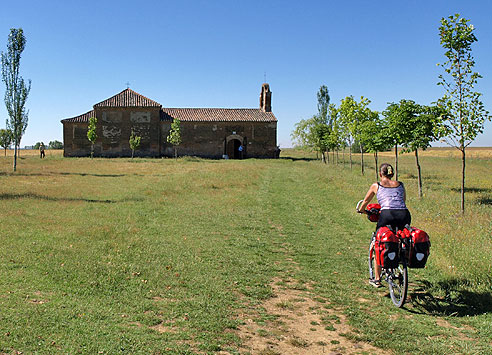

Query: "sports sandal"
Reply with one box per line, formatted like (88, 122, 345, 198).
(369, 279, 382, 288)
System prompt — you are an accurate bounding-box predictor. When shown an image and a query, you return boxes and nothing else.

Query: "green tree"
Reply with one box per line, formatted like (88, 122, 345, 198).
(1, 28, 31, 171)
(0, 128, 12, 156)
(291, 118, 315, 150)
(400, 102, 443, 198)
(167, 118, 182, 159)
(437, 14, 491, 212)
(129, 130, 141, 159)
(48, 140, 63, 149)
(291, 86, 331, 163)
(383, 101, 414, 180)
(87, 116, 97, 159)
(317, 85, 330, 121)
(33, 142, 41, 150)
(324, 104, 343, 164)
(339, 96, 371, 174)
(358, 111, 392, 180)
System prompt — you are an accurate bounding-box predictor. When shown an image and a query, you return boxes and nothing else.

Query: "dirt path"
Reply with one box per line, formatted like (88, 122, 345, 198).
(233, 277, 390, 355)
(228, 221, 391, 354)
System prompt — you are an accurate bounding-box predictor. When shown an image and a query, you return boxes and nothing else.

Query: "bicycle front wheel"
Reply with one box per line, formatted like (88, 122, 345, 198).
(388, 263, 408, 308)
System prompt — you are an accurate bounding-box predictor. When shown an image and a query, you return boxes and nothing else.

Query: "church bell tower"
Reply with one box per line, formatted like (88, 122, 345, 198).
(259, 83, 272, 112)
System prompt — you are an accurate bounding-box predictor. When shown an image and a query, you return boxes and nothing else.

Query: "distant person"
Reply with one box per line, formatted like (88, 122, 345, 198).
(238, 144, 244, 159)
(40, 143, 45, 159)
(357, 163, 411, 288)
(275, 145, 281, 159)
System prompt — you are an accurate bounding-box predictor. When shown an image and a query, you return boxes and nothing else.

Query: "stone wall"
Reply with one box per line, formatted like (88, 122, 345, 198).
(63, 107, 161, 157)
(63, 123, 91, 157)
(161, 121, 277, 158)
(64, 112, 276, 158)
(93, 107, 161, 157)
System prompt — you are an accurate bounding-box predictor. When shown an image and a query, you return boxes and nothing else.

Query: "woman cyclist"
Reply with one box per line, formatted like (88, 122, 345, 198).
(357, 163, 411, 287)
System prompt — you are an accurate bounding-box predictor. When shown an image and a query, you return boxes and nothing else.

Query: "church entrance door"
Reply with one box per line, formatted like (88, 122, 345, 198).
(226, 139, 241, 159)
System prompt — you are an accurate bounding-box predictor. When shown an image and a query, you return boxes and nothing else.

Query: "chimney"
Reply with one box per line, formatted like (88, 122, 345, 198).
(259, 83, 272, 112)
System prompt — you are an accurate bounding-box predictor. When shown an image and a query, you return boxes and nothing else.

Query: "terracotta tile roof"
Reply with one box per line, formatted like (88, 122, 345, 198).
(93, 88, 162, 108)
(61, 90, 277, 123)
(61, 110, 95, 123)
(161, 108, 277, 122)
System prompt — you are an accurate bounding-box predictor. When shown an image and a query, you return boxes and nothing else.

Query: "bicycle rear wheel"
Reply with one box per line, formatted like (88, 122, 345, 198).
(388, 262, 408, 308)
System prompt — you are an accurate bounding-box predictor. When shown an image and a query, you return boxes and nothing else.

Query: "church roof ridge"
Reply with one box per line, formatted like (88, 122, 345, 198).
(93, 88, 162, 108)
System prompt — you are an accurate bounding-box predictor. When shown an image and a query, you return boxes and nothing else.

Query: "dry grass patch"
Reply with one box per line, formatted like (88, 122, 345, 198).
(236, 277, 390, 355)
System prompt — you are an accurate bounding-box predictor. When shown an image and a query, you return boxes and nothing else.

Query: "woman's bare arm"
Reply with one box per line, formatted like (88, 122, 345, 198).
(358, 183, 378, 212)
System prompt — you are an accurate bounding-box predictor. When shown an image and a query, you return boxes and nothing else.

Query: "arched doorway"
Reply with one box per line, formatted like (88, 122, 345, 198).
(226, 139, 242, 159)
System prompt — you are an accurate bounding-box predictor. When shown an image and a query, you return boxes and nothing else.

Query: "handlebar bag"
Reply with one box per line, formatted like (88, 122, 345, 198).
(408, 228, 431, 268)
(375, 226, 399, 268)
(366, 203, 381, 222)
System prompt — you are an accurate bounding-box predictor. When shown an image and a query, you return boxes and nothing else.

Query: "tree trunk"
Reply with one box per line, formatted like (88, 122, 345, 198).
(415, 149, 422, 198)
(174, 147, 178, 159)
(322, 150, 326, 164)
(360, 142, 364, 175)
(342, 148, 345, 166)
(91, 143, 94, 159)
(394, 144, 398, 180)
(334, 150, 337, 165)
(13, 144, 17, 171)
(132, 149, 134, 159)
(461, 147, 465, 213)
(349, 143, 352, 170)
(4, 148, 6, 156)
(374, 152, 378, 181)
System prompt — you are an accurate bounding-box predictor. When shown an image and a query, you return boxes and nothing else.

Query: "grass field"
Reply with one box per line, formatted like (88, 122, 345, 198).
(0, 149, 491, 354)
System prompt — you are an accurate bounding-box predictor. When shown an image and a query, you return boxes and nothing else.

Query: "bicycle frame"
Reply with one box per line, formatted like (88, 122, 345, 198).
(368, 227, 409, 308)
(358, 199, 412, 307)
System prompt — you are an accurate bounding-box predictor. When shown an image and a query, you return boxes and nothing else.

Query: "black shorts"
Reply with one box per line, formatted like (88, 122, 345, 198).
(376, 209, 411, 231)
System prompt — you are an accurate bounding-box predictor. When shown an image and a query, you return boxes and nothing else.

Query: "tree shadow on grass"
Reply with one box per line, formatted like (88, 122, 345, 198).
(451, 187, 491, 193)
(0, 192, 143, 204)
(476, 196, 492, 206)
(58, 172, 126, 177)
(279, 157, 319, 162)
(0, 172, 127, 177)
(406, 279, 492, 316)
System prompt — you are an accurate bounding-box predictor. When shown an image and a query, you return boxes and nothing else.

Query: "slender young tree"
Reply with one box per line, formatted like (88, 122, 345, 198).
(437, 14, 491, 212)
(87, 116, 97, 159)
(291, 86, 331, 162)
(339, 96, 371, 174)
(383, 101, 414, 180)
(167, 118, 182, 159)
(129, 130, 141, 159)
(317, 85, 330, 123)
(1, 28, 31, 171)
(359, 111, 392, 180)
(316, 85, 331, 163)
(0, 128, 12, 156)
(338, 96, 356, 170)
(325, 104, 342, 165)
(400, 102, 443, 198)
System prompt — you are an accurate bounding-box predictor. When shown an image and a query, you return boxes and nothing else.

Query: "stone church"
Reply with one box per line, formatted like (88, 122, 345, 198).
(61, 84, 277, 158)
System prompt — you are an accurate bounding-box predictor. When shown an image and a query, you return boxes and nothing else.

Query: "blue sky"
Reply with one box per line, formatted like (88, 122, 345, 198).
(1, 0, 491, 147)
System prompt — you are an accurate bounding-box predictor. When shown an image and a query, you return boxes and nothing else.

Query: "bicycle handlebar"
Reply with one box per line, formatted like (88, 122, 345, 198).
(356, 200, 367, 214)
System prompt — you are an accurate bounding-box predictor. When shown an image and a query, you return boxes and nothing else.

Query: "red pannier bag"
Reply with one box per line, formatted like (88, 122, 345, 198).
(408, 228, 431, 268)
(375, 226, 399, 268)
(365, 203, 381, 222)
